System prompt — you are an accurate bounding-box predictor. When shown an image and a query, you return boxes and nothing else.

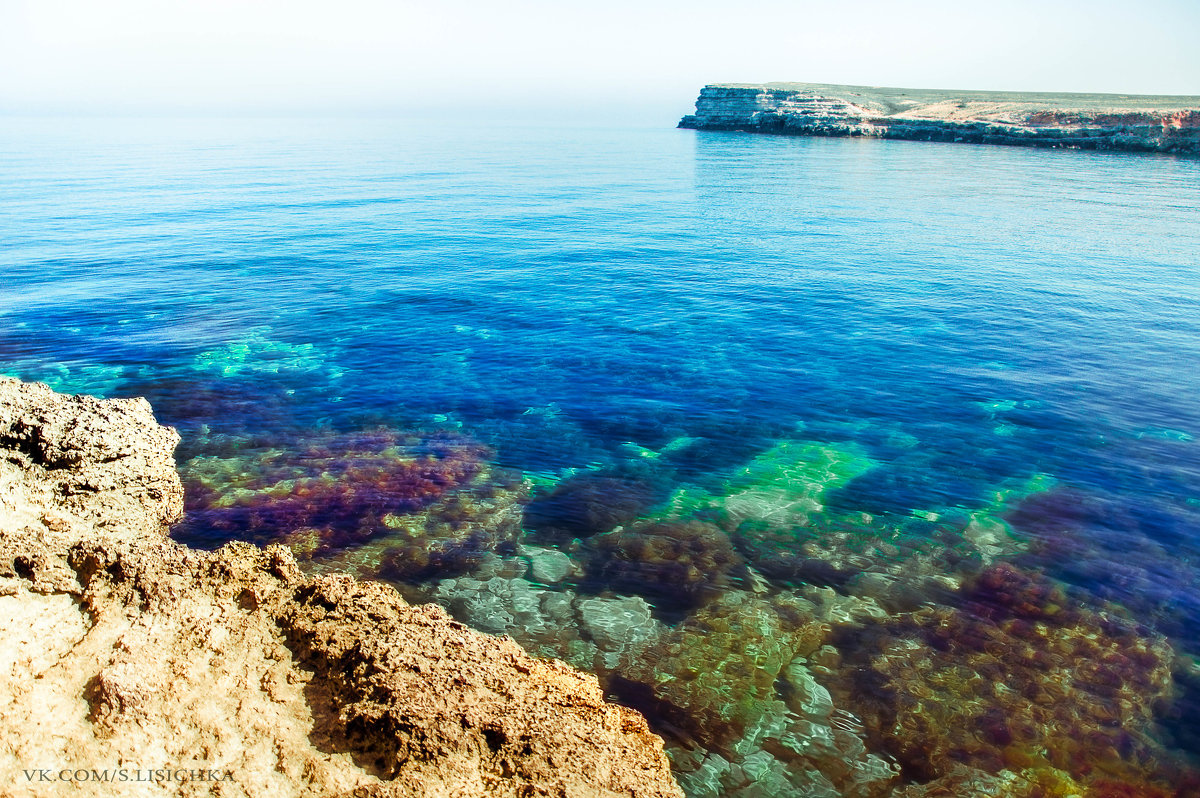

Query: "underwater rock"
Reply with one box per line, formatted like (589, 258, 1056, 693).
(799, 585, 890, 629)
(658, 440, 876, 529)
(895, 762, 1199, 798)
(733, 508, 973, 584)
(729, 508, 981, 619)
(434, 574, 548, 636)
(525, 468, 665, 540)
(645, 439, 1027, 606)
(431, 573, 601, 671)
(1167, 657, 1200, 765)
(622, 590, 827, 750)
(370, 469, 527, 581)
(578, 594, 668, 672)
(784, 657, 836, 719)
(669, 748, 734, 798)
(430, 570, 673, 677)
(522, 544, 575, 584)
(290, 472, 528, 583)
(738, 698, 899, 798)
(583, 518, 744, 611)
(180, 428, 527, 580)
(822, 563, 1186, 791)
(666, 689, 898, 798)
(726, 471, 1044, 613)
(894, 765, 1045, 798)
(1007, 486, 1200, 647)
(128, 375, 304, 460)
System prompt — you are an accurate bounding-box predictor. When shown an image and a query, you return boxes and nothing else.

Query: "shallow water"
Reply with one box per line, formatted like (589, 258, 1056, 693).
(3, 116, 1200, 795)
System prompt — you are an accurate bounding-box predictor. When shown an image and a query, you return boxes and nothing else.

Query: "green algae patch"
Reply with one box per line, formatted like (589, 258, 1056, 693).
(192, 328, 345, 380)
(655, 440, 877, 527)
(2, 360, 131, 399)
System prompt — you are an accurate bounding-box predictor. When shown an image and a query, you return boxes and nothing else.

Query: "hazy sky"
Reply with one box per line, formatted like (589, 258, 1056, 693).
(2, 0, 1198, 118)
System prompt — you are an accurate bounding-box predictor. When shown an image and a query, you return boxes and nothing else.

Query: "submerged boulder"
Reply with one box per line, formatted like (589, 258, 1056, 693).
(583, 518, 744, 611)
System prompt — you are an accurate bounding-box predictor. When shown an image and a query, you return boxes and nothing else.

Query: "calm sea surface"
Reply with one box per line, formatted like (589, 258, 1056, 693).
(3, 116, 1200, 794)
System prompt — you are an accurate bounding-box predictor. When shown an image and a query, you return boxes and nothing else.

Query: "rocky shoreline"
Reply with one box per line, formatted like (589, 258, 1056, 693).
(679, 83, 1200, 153)
(0, 377, 683, 797)
(5, 377, 1199, 797)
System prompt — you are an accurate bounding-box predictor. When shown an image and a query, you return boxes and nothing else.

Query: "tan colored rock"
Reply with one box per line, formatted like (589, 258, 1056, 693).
(0, 377, 184, 594)
(0, 378, 682, 798)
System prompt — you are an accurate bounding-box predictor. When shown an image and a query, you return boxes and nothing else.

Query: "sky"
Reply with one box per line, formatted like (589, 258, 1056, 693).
(2, 0, 1198, 119)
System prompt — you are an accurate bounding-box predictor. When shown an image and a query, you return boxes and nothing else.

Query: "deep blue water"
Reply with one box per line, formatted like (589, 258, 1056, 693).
(3, 116, 1200, 791)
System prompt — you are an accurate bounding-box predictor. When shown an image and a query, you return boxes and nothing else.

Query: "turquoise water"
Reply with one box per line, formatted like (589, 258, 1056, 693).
(3, 116, 1200, 795)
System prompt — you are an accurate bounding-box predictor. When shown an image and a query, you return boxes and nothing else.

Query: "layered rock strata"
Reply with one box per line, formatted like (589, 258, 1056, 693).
(0, 377, 682, 798)
(679, 83, 1200, 153)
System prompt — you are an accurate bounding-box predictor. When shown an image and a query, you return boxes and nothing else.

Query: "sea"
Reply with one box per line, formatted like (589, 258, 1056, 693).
(3, 115, 1199, 795)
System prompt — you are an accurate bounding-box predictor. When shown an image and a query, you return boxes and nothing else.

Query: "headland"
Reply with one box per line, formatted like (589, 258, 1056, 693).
(679, 82, 1200, 152)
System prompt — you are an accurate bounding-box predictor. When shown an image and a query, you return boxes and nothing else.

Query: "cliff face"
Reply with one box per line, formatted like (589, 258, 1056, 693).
(679, 83, 1200, 153)
(0, 377, 682, 798)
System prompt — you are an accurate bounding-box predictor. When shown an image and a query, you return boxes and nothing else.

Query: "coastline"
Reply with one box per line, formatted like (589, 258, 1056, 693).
(3, 116, 1199, 796)
(0, 377, 683, 797)
(679, 82, 1200, 153)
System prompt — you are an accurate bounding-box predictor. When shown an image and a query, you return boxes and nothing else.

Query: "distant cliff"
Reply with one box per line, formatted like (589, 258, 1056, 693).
(679, 83, 1200, 153)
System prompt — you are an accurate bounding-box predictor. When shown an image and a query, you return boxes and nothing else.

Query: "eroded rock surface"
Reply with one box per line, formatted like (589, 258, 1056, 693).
(0, 377, 682, 798)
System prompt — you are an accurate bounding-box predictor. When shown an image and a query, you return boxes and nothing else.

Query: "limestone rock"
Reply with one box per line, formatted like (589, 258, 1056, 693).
(0, 376, 184, 592)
